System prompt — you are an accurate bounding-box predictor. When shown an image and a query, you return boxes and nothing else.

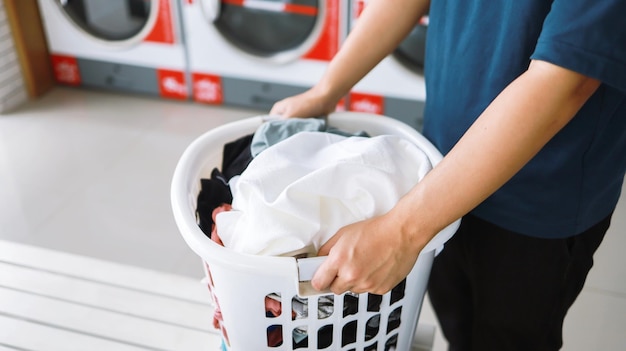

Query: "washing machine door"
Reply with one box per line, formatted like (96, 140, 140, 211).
(55, 0, 157, 44)
(393, 16, 428, 73)
(205, 0, 324, 61)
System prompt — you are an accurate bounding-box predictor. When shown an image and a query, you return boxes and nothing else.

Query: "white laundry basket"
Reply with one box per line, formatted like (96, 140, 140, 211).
(171, 112, 460, 351)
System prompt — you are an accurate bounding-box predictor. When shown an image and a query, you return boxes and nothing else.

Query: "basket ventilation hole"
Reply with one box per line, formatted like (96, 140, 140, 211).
(267, 325, 283, 347)
(343, 293, 359, 317)
(292, 296, 308, 320)
(265, 293, 281, 318)
(390, 279, 406, 304)
(387, 306, 402, 334)
(293, 326, 308, 349)
(367, 293, 383, 312)
(317, 325, 333, 349)
(385, 334, 399, 350)
(318, 295, 334, 319)
(365, 314, 381, 341)
(341, 320, 357, 347)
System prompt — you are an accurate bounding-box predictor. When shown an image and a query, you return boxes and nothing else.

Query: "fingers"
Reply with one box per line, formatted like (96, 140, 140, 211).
(311, 217, 418, 295)
(269, 100, 288, 117)
(310, 229, 342, 292)
(312, 235, 366, 295)
(311, 256, 339, 292)
(269, 89, 334, 118)
(270, 95, 308, 118)
(312, 255, 389, 295)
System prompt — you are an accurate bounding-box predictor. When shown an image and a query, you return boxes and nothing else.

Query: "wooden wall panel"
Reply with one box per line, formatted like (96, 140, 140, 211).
(0, 0, 27, 112)
(3, 0, 54, 98)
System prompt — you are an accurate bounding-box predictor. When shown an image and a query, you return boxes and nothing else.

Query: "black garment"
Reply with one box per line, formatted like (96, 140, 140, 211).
(196, 134, 253, 236)
(427, 214, 610, 351)
(221, 133, 254, 181)
(196, 168, 232, 236)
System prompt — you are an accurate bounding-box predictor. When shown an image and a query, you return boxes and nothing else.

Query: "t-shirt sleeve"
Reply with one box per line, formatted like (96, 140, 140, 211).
(531, 0, 626, 92)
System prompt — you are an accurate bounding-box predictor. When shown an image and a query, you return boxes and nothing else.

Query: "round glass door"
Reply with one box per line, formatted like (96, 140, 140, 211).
(213, 0, 322, 58)
(393, 16, 428, 73)
(56, 0, 154, 42)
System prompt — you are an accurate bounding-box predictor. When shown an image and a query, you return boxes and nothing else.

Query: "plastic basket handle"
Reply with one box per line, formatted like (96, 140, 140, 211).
(296, 256, 330, 296)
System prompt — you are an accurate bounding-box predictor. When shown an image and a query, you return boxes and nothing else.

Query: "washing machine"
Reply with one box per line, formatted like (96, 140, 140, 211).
(347, 0, 427, 130)
(37, 0, 188, 100)
(182, 0, 348, 111)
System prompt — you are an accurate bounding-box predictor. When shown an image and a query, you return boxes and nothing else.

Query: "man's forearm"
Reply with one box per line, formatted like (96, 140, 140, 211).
(390, 60, 601, 245)
(315, 0, 430, 101)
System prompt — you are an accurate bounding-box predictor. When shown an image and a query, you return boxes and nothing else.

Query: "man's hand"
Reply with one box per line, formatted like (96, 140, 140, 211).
(269, 86, 338, 119)
(311, 213, 429, 295)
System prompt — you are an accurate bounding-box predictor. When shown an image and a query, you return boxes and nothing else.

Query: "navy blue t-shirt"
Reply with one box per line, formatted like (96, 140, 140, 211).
(423, 0, 626, 238)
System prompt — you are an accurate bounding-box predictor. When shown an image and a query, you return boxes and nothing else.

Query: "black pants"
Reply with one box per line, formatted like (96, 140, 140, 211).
(427, 214, 611, 351)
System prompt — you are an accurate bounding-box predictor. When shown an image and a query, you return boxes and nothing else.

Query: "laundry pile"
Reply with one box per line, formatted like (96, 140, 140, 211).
(195, 117, 432, 347)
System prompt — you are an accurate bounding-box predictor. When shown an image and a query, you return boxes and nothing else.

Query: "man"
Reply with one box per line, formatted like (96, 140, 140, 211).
(270, 0, 626, 349)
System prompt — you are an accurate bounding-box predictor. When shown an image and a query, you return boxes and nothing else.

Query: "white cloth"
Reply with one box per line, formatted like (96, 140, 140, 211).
(216, 131, 433, 256)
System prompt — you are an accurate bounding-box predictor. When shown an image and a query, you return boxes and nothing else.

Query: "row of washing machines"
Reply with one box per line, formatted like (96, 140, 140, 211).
(38, 0, 427, 128)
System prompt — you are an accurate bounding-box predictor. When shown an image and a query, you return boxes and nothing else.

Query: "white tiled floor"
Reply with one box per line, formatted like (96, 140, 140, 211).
(1, 87, 625, 350)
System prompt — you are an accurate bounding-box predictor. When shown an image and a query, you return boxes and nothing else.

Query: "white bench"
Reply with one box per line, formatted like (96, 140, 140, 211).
(0, 239, 221, 351)
(0, 240, 434, 350)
